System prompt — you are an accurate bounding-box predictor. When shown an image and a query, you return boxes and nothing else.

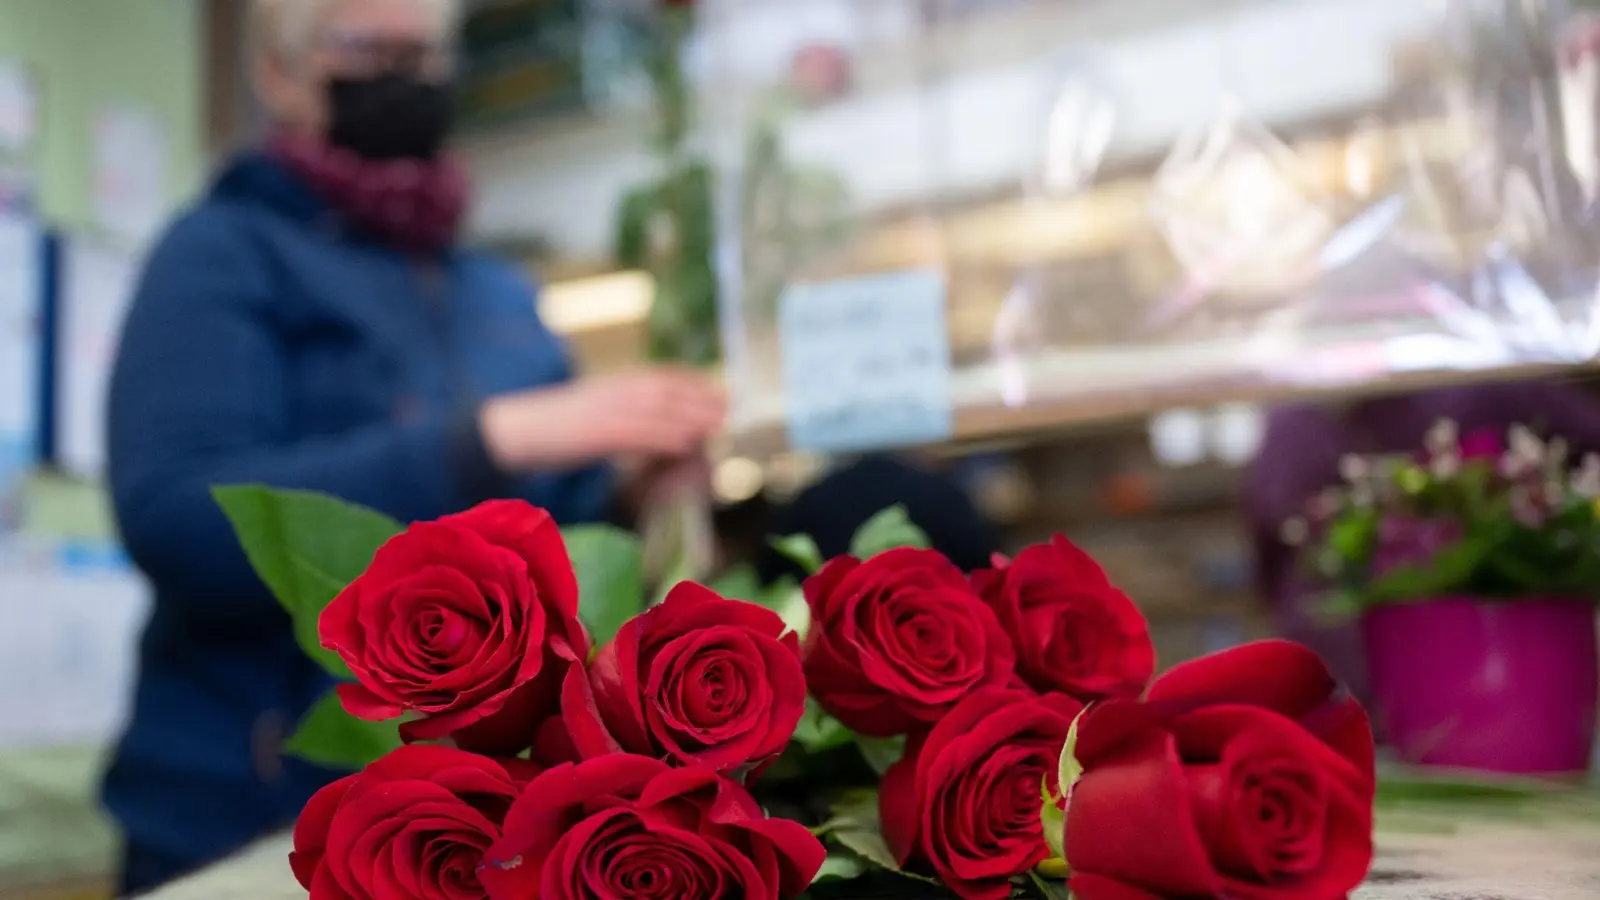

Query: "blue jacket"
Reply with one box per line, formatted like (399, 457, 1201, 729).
(102, 152, 614, 874)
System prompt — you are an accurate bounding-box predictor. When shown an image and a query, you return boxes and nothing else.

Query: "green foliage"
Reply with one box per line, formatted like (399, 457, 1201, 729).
(1305, 437, 1600, 611)
(849, 505, 933, 559)
(770, 533, 824, 574)
(283, 690, 402, 770)
(855, 736, 905, 777)
(791, 699, 854, 754)
(811, 854, 868, 884)
(213, 486, 402, 678)
(563, 524, 646, 647)
(817, 790, 939, 886)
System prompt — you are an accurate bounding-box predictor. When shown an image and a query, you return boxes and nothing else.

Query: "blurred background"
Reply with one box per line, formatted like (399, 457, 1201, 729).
(4, 0, 1600, 897)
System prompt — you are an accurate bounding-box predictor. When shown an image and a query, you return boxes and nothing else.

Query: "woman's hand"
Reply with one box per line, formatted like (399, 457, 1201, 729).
(478, 369, 727, 472)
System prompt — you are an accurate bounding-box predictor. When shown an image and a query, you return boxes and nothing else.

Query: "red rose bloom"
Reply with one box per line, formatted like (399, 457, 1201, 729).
(802, 548, 1016, 737)
(289, 745, 536, 900)
(881, 688, 1084, 900)
(481, 755, 825, 900)
(320, 500, 589, 754)
(972, 536, 1155, 701)
(558, 581, 805, 777)
(1065, 641, 1376, 900)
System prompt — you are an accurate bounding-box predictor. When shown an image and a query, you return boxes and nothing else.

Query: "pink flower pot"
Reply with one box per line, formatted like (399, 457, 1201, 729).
(1362, 596, 1599, 776)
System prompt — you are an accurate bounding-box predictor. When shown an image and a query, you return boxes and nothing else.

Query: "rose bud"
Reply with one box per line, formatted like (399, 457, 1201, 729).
(558, 581, 806, 779)
(482, 755, 824, 900)
(1065, 640, 1375, 900)
(290, 745, 537, 900)
(972, 536, 1155, 702)
(880, 688, 1084, 900)
(319, 500, 589, 755)
(802, 548, 1017, 737)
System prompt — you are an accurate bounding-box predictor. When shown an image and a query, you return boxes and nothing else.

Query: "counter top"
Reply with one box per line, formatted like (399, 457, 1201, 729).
(141, 794, 1600, 900)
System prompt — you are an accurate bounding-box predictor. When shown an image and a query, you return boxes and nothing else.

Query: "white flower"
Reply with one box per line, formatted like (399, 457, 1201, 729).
(1547, 437, 1571, 468)
(1280, 517, 1309, 546)
(1571, 454, 1600, 497)
(1339, 454, 1370, 484)
(1429, 450, 1461, 479)
(1424, 418, 1459, 455)
(1509, 425, 1546, 465)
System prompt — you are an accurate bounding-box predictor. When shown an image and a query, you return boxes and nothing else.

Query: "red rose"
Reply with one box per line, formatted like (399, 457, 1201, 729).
(289, 745, 536, 900)
(481, 755, 825, 900)
(320, 500, 589, 754)
(972, 536, 1155, 701)
(558, 581, 806, 777)
(1064, 641, 1376, 900)
(803, 548, 1016, 736)
(881, 688, 1084, 900)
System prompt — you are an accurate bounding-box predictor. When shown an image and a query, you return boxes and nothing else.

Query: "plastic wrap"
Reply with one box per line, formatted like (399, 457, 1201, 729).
(698, 0, 1600, 456)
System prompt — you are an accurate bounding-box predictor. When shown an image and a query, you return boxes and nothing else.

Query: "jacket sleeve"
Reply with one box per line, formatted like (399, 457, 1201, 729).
(496, 270, 618, 526)
(108, 212, 505, 630)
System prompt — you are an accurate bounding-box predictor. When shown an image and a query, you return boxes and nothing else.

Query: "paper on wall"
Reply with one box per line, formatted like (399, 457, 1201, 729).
(92, 105, 169, 248)
(57, 240, 138, 480)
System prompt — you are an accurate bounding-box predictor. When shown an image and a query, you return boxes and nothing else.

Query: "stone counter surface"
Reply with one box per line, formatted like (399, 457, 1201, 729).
(140, 804, 1600, 900)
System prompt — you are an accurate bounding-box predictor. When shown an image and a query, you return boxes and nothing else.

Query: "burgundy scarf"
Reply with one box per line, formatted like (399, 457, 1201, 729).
(271, 135, 468, 254)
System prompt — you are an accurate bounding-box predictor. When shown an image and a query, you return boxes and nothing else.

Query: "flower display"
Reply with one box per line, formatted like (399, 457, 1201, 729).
(214, 487, 1377, 900)
(1292, 418, 1600, 610)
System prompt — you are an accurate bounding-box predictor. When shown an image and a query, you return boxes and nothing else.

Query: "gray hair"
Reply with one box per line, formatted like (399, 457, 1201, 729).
(250, 0, 460, 58)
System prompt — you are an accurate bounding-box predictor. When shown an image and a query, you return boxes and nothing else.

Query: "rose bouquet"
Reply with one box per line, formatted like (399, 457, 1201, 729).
(216, 487, 1377, 899)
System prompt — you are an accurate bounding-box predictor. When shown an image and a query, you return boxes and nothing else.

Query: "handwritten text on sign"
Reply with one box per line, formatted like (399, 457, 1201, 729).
(779, 269, 953, 452)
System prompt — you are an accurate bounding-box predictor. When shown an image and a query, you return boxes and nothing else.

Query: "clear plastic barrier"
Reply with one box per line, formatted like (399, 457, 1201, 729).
(698, 0, 1600, 454)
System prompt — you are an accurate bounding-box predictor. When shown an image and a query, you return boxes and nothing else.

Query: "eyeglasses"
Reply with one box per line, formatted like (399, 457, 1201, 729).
(316, 28, 456, 81)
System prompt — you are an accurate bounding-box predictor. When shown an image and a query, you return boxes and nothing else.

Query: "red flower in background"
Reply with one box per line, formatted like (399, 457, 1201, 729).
(880, 688, 1083, 900)
(556, 582, 806, 778)
(802, 548, 1017, 737)
(972, 536, 1155, 702)
(1064, 641, 1375, 900)
(481, 755, 824, 900)
(290, 746, 537, 900)
(320, 500, 589, 755)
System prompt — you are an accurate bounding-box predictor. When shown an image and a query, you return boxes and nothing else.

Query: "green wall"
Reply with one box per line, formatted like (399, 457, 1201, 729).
(0, 0, 204, 230)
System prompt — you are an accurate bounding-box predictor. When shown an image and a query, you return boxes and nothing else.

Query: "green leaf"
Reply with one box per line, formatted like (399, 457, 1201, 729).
(1040, 776, 1066, 863)
(1368, 536, 1491, 603)
(771, 580, 812, 639)
(821, 791, 939, 885)
(283, 690, 403, 770)
(770, 533, 824, 574)
(849, 505, 932, 559)
(1058, 709, 1085, 795)
(791, 698, 854, 753)
(811, 854, 867, 884)
(1027, 869, 1073, 899)
(213, 486, 402, 677)
(562, 525, 646, 646)
(706, 565, 766, 603)
(856, 735, 905, 776)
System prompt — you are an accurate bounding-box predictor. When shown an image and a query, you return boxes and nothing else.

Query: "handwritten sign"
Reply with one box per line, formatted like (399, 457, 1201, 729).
(779, 269, 953, 452)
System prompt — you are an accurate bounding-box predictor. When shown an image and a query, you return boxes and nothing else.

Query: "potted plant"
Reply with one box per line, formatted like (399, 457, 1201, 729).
(1292, 418, 1600, 776)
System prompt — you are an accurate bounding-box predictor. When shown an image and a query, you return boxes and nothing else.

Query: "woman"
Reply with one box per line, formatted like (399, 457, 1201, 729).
(102, 0, 724, 892)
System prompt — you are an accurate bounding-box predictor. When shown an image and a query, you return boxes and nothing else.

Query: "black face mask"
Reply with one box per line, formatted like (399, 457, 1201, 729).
(326, 74, 454, 161)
